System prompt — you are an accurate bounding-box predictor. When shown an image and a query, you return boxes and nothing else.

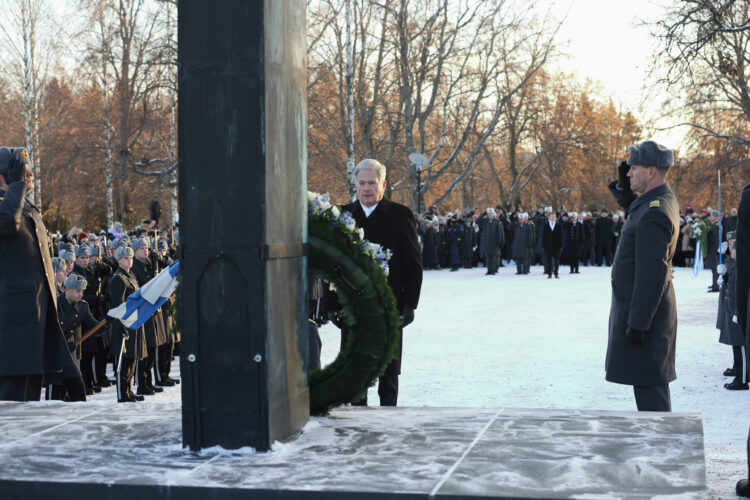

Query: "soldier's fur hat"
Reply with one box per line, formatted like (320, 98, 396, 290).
(52, 257, 65, 273)
(75, 245, 91, 258)
(626, 141, 674, 168)
(115, 246, 134, 260)
(63, 251, 75, 262)
(131, 238, 149, 251)
(63, 273, 88, 290)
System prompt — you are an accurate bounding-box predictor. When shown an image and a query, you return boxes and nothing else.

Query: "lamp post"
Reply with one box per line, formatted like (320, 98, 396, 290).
(416, 165, 423, 215)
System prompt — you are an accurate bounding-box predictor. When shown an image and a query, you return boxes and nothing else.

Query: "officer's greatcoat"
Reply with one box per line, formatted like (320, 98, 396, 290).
(606, 183, 680, 386)
(0, 183, 74, 376)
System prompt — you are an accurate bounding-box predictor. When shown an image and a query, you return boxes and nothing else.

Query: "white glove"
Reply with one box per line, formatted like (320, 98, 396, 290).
(733, 315, 738, 324)
(721, 241, 728, 253)
(717, 263, 727, 275)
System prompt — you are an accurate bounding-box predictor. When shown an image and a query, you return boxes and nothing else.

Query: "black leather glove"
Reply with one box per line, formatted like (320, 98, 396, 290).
(626, 328, 645, 344)
(3, 148, 28, 184)
(401, 306, 415, 327)
(617, 161, 631, 190)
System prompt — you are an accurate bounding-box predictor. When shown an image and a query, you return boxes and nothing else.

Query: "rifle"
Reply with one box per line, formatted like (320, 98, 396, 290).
(74, 319, 108, 346)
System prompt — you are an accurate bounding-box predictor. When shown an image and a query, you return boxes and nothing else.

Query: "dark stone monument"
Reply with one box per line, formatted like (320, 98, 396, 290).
(178, 0, 309, 451)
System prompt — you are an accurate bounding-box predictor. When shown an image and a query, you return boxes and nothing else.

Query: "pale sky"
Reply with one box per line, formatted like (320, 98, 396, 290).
(546, 0, 685, 149)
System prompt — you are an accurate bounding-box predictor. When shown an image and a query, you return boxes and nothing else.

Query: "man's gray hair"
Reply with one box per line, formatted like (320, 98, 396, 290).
(353, 159, 387, 183)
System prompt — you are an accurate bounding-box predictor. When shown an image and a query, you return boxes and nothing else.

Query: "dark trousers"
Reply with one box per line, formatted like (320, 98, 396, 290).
(544, 253, 559, 276)
(485, 252, 498, 274)
(569, 256, 579, 273)
(137, 347, 156, 390)
(597, 244, 612, 266)
(516, 258, 525, 273)
(80, 351, 95, 390)
(633, 384, 671, 412)
(0, 375, 43, 402)
(94, 350, 109, 386)
(45, 376, 86, 402)
(342, 326, 401, 407)
(154, 342, 173, 384)
(117, 357, 136, 400)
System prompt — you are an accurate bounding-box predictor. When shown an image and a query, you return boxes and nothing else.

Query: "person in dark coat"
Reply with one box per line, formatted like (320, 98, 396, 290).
(47, 273, 99, 402)
(446, 219, 464, 271)
(480, 208, 504, 275)
(0, 147, 80, 401)
(421, 220, 440, 270)
(460, 218, 476, 269)
(542, 211, 563, 278)
(566, 212, 584, 273)
(583, 212, 596, 266)
(606, 141, 679, 412)
(716, 232, 746, 390)
(511, 212, 534, 274)
(130, 238, 168, 396)
(341, 159, 423, 406)
(705, 210, 721, 292)
(155, 239, 179, 384)
(595, 209, 614, 266)
(734, 184, 750, 498)
(109, 246, 148, 403)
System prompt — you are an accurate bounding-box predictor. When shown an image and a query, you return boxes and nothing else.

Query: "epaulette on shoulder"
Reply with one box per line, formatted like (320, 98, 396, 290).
(649, 200, 660, 208)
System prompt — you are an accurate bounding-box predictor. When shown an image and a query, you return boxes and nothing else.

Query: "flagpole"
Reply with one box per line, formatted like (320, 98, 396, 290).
(718, 169, 722, 267)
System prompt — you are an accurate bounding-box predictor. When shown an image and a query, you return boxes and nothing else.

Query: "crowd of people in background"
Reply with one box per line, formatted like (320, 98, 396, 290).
(416, 202, 738, 281)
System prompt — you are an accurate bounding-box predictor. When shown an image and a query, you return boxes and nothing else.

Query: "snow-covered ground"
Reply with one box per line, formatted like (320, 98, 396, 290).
(56, 262, 745, 498)
(319, 263, 748, 499)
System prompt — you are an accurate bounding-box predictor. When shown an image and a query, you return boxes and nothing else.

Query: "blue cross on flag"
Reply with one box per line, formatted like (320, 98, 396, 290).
(108, 260, 180, 330)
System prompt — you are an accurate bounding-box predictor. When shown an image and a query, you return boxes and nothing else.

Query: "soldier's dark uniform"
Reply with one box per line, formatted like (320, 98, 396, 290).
(47, 277, 98, 401)
(72, 249, 102, 394)
(606, 142, 679, 412)
(130, 240, 167, 394)
(734, 184, 750, 497)
(154, 241, 180, 385)
(109, 257, 147, 402)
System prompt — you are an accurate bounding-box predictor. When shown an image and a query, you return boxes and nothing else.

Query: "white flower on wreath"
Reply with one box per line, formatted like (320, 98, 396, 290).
(331, 206, 340, 217)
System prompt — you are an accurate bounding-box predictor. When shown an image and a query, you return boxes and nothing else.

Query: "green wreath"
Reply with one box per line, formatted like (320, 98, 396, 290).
(307, 192, 401, 415)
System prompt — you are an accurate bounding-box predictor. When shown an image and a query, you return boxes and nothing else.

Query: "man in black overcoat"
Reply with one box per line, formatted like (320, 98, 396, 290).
(595, 209, 614, 266)
(341, 159, 423, 406)
(566, 212, 584, 273)
(734, 184, 750, 497)
(606, 141, 680, 412)
(0, 147, 79, 401)
(542, 211, 563, 278)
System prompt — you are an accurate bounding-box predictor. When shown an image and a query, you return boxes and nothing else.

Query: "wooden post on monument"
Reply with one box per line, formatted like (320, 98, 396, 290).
(177, 0, 309, 451)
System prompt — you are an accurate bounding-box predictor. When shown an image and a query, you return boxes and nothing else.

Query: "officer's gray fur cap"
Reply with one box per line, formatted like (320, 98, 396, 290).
(626, 141, 674, 168)
(63, 251, 75, 261)
(63, 273, 88, 290)
(157, 239, 168, 249)
(115, 246, 134, 260)
(52, 257, 65, 273)
(75, 245, 91, 257)
(131, 238, 148, 251)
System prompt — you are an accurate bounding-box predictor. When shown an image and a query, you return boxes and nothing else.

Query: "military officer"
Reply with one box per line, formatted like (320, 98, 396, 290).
(716, 231, 746, 390)
(154, 239, 179, 385)
(606, 141, 680, 412)
(734, 184, 750, 498)
(511, 212, 534, 274)
(130, 238, 167, 395)
(52, 257, 67, 295)
(109, 246, 147, 402)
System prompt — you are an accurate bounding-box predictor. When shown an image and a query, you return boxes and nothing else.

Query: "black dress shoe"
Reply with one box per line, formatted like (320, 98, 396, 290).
(708, 286, 720, 292)
(737, 478, 750, 497)
(136, 387, 155, 396)
(92, 386, 102, 394)
(155, 378, 177, 387)
(724, 368, 735, 377)
(547, 274, 551, 279)
(169, 377, 180, 385)
(554, 274, 559, 278)
(132, 394, 145, 401)
(149, 385, 164, 393)
(725, 380, 749, 390)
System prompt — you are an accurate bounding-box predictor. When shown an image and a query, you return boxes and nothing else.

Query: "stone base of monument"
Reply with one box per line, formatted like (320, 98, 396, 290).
(0, 403, 705, 499)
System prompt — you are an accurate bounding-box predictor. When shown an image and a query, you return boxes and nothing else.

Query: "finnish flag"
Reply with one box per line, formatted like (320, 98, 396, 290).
(108, 260, 180, 330)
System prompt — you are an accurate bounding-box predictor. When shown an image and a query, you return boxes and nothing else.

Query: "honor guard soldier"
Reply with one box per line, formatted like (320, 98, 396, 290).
(155, 239, 180, 385)
(63, 250, 75, 274)
(130, 238, 167, 395)
(109, 246, 147, 402)
(606, 141, 680, 412)
(47, 274, 101, 401)
(52, 257, 67, 295)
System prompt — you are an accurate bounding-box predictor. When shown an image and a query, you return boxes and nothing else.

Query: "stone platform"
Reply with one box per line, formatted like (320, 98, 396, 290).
(0, 402, 706, 499)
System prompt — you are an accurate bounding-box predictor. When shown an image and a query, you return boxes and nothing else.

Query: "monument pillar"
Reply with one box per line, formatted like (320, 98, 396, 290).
(178, 0, 309, 451)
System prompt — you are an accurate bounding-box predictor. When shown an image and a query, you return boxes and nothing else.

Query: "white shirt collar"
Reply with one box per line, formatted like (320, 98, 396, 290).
(360, 201, 378, 217)
(549, 220, 556, 230)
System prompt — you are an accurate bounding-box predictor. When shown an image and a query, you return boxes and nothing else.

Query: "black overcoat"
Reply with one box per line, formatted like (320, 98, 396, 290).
(341, 198, 423, 374)
(57, 295, 100, 360)
(542, 221, 563, 256)
(736, 185, 750, 338)
(566, 221, 584, 257)
(606, 183, 680, 386)
(479, 218, 503, 257)
(0, 183, 75, 377)
(717, 259, 744, 346)
(511, 222, 534, 259)
(422, 227, 439, 268)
